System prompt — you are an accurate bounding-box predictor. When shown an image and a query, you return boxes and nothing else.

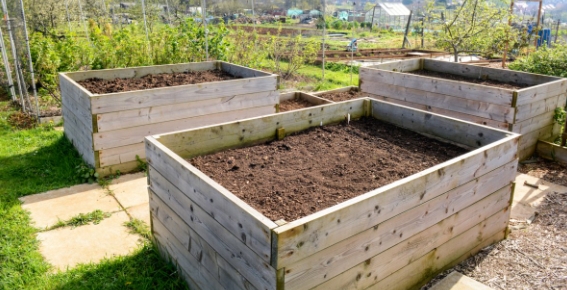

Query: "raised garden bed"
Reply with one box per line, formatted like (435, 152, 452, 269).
(60, 61, 278, 176)
(277, 91, 331, 112)
(145, 99, 519, 290)
(536, 139, 567, 165)
(360, 58, 567, 160)
(313, 86, 370, 102)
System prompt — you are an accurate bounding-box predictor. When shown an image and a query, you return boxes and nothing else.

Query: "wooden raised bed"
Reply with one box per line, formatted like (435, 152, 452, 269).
(537, 139, 567, 165)
(277, 91, 331, 112)
(59, 61, 278, 176)
(145, 99, 519, 290)
(360, 59, 567, 160)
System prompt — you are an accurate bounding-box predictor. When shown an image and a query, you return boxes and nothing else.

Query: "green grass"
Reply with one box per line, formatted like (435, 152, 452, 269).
(0, 100, 186, 289)
(297, 63, 360, 91)
(51, 210, 112, 229)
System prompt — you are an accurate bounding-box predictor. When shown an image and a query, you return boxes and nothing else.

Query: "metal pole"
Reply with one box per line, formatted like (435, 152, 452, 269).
(165, 0, 172, 24)
(502, 0, 514, 68)
(534, 0, 542, 48)
(202, 0, 208, 60)
(421, 16, 424, 48)
(370, 5, 376, 32)
(19, 0, 40, 121)
(141, 0, 151, 61)
(555, 19, 560, 43)
(0, 25, 16, 100)
(1, 0, 25, 109)
(350, 4, 354, 85)
(402, 10, 412, 49)
(322, 0, 325, 82)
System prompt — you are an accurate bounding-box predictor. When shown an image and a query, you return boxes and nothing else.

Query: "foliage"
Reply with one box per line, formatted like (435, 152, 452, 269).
(75, 163, 99, 184)
(52, 210, 111, 229)
(554, 107, 566, 126)
(125, 218, 152, 240)
(426, 0, 513, 61)
(264, 27, 318, 79)
(226, 27, 266, 68)
(508, 43, 567, 78)
(135, 155, 148, 173)
(325, 62, 359, 74)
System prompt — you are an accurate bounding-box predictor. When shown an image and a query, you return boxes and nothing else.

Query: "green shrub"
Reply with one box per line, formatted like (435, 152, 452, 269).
(508, 43, 567, 77)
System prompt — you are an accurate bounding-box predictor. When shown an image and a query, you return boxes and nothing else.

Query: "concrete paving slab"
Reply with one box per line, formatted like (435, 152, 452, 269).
(37, 211, 142, 270)
(126, 203, 151, 226)
(109, 173, 148, 209)
(429, 271, 494, 290)
(512, 173, 567, 221)
(20, 183, 121, 229)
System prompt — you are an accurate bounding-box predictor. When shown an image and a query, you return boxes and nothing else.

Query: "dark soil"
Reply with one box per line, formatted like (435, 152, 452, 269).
(78, 69, 238, 94)
(409, 69, 530, 90)
(279, 98, 316, 112)
(191, 117, 469, 222)
(319, 90, 366, 102)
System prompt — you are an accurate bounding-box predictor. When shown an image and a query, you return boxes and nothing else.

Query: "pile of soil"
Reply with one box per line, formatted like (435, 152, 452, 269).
(191, 117, 468, 221)
(319, 90, 365, 102)
(279, 98, 316, 112)
(78, 69, 238, 94)
(408, 69, 529, 90)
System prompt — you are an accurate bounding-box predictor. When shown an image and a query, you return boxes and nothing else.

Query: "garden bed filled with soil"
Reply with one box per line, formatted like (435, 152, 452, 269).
(318, 89, 366, 102)
(278, 98, 316, 112)
(78, 69, 238, 94)
(408, 69, 529, 90)
(191, 117, 468, 221)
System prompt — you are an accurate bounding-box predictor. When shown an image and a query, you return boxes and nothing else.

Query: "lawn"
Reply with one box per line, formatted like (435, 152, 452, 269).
(0, 99, 185, 290)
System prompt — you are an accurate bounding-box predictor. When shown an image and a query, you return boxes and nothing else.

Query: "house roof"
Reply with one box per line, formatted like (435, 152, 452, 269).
(377, 3, 410, 16)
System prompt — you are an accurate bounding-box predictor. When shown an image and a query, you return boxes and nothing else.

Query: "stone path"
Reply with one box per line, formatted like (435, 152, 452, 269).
(19, 172, 149, 270)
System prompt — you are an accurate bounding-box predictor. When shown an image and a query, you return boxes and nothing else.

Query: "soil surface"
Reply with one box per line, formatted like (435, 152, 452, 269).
(279, 98, 316, 112)
(191, 117, 468, 221)
(319, 90, 366, 102)
(425, 159, 567, 290)
(409, 69, 529, 90)
(78, 69, 238, 94)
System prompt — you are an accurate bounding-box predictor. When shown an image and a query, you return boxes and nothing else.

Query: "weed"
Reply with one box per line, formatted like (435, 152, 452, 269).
(124, 218, 151, 240)
(136, 155, 148, 172)
(75, 163, 100, 184)
(50, 210, 111, 230)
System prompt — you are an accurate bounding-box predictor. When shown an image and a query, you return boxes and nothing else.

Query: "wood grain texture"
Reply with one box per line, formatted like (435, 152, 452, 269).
(284, 161, 516, 289)
(91, 76, 277, 114)
(59, 73, 92, 111)
(366, 59, 422, 72)
(361, 79, 514, 122)
(94, 105, 275, 150)
(279, 92, 333, 106)
(62, 105, 95, 166)
(537, 140, 567, 165)
(368, 94, 509, 130)
(312, 185, 511, 290)
(98, 143, 145, 168)
(516, 79, 567, 106)
(511, 110, 555, 134)
(515, 93, 567, 123)
(360, 66, 514, 106)
(96, 90, 279, 132)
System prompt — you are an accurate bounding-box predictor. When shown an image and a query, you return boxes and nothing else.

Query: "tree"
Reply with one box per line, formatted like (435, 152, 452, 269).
(426, 0, 513, 62)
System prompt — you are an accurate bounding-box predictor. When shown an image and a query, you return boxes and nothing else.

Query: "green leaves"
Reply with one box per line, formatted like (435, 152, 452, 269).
(509, 43, 567, 78)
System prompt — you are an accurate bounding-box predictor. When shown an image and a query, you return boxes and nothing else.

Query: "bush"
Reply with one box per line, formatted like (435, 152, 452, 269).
(508, 43, 567, 77)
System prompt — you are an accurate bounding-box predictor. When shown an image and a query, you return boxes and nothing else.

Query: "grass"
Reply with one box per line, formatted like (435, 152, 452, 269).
(297, 63, 360, 91)
(0, 99, 186, 289)
(51, 210, 112, 230)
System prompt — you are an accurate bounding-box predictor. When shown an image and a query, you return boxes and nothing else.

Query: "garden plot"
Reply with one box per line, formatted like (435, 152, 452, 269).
(277, 91, 331, 112)
(360, 58, 567, 160)
(59, 61, 278, 176)
(313, 86, 370, 102)
(145, 99, 519, 290)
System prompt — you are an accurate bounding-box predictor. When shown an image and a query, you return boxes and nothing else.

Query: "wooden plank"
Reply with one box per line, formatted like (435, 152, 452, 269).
(96, 90, 279, 132)
(95, 159, 140, 177)
(537, 140, 567, 165)
(360, 67, 514, 106)
(63, 105, 95, 166)
(366, 59, 422, 72)
(91, 76, 277, 114)
(152, 215, 224, 290)
(279, 92, 331, 106)
(368, 223, 506, 290)
(272, 133, 518, 269)
(64, 61, 217, 82)
(156, 100, 366, 159)
(511, 110, 555, 134)
(94, 105, 276, 150)
(519, 124, 553, 150)
(217, 253, 258, 290)
(220, 62, 274, 78)
(516, 79, 567, 106)
(423, 58, 559, 87)
(61, 80, 93, 132)
(59, 73, 92, 111)
(284, 161, 516, 289)
(98, 143, 145, 168)
(150, 188, 277, 290)
(312, 187, 510, 290)
(515, 93, 567, 123)
(149, 166, 273, 263)
(368, 94, 509, 130)
(370, 99, 512, 148)
(519, 144, 538, 161)
(361, 79, 514, 123)
(311, 86, 359, 96)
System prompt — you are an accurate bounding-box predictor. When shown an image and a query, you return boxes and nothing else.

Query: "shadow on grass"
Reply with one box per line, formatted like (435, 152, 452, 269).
(44, 243, 187, 290)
